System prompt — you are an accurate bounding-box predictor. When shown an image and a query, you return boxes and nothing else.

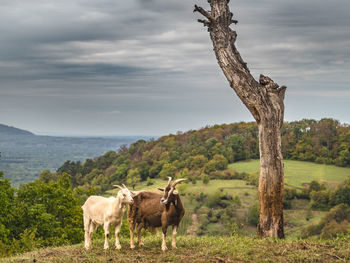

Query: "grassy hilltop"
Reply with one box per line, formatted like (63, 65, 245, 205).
(3, 235, 350, 263)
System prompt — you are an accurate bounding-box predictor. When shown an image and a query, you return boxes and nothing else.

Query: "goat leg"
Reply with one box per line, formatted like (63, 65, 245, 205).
(171, 225, 178, 249)
(115, 222, 122, 250)
(161, 227, 168, 251)
(83, 216, 91, 250)
(129, 222, 136, 249)
(103, 222, 110, 250)
(137, 224, 144, 247)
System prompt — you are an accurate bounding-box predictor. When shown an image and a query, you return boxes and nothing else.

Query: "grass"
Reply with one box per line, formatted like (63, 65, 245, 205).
(3, 235, 350, 263)
(229, 160, 350, 188)
(108, 179, 257, 211)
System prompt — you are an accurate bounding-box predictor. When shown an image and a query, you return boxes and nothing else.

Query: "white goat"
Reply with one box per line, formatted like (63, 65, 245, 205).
(82, 184, 134, 250)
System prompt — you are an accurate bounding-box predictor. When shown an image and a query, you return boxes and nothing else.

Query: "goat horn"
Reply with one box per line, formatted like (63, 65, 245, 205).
(113, 185, 124, 190)
(166, 177, 172, 187)
(122, 184, 127, 188)
(171, 178, 187, 188)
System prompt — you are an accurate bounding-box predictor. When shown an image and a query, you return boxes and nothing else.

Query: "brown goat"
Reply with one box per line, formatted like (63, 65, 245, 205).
(128, 177, 186, 251)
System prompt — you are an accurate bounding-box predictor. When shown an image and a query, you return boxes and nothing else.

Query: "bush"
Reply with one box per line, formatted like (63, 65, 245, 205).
(248, 204, 259, 226)
(204, 155, 228, 174)
(245, 173, 259, 186)
(310, 190, 331, 210)
(202, 174, 210, 185)
(284, 188, 298, 200)
(146, 177, 155, 186)
(308, 180, 326, 195)
(331, 185, 350, 206)
(207, 191, 227, 208)
(302, 203, 350, 238)
(303, 224, 323, 238)
(320, 220, 349, 239)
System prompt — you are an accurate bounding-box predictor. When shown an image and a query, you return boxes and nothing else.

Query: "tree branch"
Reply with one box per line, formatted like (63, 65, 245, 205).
(259, 74, 279, 91)
(197, 19, 211, 27)
(278, 86, 287, 100)
(194, 5, 214, 22)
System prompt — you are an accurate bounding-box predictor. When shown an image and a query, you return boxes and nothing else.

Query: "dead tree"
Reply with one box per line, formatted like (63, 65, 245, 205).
(194, 0, 286, 238)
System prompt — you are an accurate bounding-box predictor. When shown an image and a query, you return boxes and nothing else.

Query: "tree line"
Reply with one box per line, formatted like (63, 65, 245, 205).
(53, 118, 350, 192)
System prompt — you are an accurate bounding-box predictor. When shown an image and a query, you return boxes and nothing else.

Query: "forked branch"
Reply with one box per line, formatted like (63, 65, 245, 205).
(194, 5, 214, 22)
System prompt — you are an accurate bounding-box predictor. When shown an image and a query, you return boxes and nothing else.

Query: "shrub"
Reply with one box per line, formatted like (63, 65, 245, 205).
(310, 190, 331, 210)
(207, 191, 227, 208)
(308, 180, 326, 195)
(303, 224, 323, 238)
(245, 173, 259, 186)
(284, 188, 298, 200)
(146, 177, 155, 186)
(248, 204, 259, 226)
(202, 174, 210, 185)
(302, 204, 350, 238)
(331, 185, 350, 206)
(320, 220, 349, 239)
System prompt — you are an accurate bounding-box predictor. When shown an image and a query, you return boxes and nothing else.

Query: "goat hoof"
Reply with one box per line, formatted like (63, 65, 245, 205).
(162, 246, 168, 251)
(172, 245, 177, 249)
(104, 246, 109, 250)
(116, 245, 121, 250)
(138, 242, 144, 247)
(130, 245, 135, 250)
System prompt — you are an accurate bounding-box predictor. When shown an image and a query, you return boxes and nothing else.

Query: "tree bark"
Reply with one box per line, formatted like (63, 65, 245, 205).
(194, 0, 286, 238)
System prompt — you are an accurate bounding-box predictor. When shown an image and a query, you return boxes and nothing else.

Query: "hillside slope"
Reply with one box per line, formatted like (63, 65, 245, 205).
(0, 124, 34, 136)
(55, 118, 350, 193)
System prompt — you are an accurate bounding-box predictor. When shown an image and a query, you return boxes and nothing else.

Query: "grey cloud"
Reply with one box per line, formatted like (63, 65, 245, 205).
(0, 0, 349, 135)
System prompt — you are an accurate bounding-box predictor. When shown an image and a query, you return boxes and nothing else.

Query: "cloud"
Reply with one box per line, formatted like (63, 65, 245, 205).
(289, 90, 350, 98)
(0, 0, 349, 135)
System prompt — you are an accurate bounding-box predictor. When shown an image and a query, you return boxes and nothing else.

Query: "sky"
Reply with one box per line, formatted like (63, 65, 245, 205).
(1, 0, 349, 136)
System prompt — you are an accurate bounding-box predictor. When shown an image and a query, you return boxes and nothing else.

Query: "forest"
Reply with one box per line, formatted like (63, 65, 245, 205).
(0, 118, 350, 257)
(55, 118, 350, 192)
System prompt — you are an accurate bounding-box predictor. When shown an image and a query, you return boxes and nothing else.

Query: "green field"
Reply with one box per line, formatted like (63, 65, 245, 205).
(229, 159, 350, 188)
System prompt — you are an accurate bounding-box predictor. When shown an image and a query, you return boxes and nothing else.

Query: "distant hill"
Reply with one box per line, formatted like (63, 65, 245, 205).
(0, 124, 34, 136)
(55, 118, 350, 193)
(0, 124, 150, 185)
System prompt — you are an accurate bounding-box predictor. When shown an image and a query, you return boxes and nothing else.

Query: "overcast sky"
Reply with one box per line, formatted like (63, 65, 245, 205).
(1, 0, 349, 136)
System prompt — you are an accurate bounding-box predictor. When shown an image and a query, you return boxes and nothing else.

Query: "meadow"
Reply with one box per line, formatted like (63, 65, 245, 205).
(229, 160, 350, 188)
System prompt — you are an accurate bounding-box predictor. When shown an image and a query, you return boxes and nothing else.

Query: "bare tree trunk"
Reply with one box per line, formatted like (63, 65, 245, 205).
(194, 0, 286, 238)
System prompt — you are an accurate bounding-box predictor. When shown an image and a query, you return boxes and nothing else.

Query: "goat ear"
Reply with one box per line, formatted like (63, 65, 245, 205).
(131, 191, 141, 197)
(157, 188, 165, 192)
